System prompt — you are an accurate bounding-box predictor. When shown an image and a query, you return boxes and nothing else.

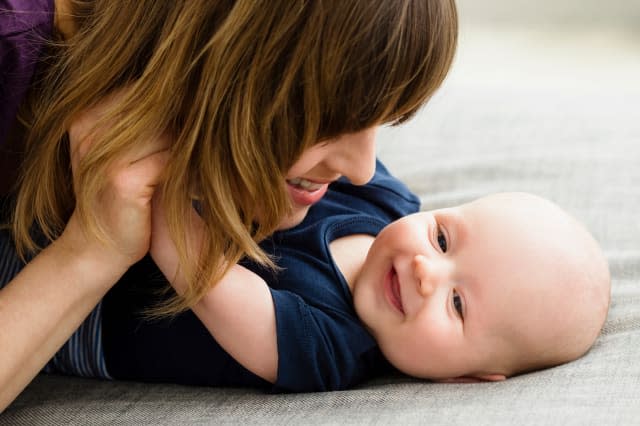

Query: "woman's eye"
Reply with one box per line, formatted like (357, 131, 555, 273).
(437, 227, 448, 253)
(452, 290, 464, 319)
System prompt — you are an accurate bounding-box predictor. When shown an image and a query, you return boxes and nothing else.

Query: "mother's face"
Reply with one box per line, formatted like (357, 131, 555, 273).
(277, 126, 378, 229)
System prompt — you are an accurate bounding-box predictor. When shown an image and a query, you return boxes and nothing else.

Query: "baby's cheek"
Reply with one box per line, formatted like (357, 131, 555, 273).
(379, 329, 432, 378)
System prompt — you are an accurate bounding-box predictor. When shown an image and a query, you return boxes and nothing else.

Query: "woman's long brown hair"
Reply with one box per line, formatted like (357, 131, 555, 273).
(13, 0, 458, 314)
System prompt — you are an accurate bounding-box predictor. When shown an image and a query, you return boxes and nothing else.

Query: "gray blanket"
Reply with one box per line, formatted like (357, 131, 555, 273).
(3, 1, 639, 424)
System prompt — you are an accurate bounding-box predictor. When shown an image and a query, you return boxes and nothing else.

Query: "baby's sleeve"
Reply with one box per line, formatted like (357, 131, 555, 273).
(269, 288, 383, 392)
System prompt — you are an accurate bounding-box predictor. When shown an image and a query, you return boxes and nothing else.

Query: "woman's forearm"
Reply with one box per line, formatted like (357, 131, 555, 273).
(0, 225, 127, 411)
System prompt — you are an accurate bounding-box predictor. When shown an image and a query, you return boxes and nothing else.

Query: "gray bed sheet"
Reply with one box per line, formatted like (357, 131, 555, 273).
(2, 1, 639, 424)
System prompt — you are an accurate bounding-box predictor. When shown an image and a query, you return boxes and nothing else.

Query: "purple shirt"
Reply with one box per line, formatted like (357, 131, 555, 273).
(0, 0, 54, 143)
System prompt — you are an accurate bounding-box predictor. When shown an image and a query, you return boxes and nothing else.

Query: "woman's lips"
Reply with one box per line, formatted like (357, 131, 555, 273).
(384, 267, 404, 315)
(286, 178, 329, 206)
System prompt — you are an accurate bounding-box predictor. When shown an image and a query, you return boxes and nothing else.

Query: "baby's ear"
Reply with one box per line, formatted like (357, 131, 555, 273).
(435, 374, 506, 383)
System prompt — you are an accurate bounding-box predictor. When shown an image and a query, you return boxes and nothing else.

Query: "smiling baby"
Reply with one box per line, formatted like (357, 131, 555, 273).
(148, 183, 610, 390)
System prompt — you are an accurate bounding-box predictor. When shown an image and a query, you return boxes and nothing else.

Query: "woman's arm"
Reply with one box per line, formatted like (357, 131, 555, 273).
(0, 101, 170, 411)
(0, 216, 136, 411)
(150, 199, 278, 383)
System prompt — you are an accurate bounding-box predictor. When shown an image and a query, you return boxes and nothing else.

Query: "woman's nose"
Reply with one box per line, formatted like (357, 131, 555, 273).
(337, 127, 377, 185)
(413, 254, 452, 297)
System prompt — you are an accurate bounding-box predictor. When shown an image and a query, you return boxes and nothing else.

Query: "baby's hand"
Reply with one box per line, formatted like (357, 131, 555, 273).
(150, 192, 206, 294)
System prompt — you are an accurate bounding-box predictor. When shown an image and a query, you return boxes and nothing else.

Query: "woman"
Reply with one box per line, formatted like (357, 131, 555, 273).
(0, 0, 457, 409)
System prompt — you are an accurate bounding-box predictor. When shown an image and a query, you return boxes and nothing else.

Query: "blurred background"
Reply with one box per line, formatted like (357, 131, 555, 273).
(449, 0, 640, 92)
(377, 0, 640, 251)
(456, 0, 639, 32)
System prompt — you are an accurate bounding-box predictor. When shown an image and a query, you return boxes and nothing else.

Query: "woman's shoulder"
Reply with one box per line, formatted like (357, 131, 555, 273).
(0, 0, 55, 146)
(0, 0, 55, 38)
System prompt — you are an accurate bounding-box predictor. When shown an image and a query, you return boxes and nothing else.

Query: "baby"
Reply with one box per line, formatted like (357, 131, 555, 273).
(147, 165, 610, 389)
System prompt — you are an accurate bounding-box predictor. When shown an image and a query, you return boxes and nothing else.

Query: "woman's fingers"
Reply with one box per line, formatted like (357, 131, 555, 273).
(110, 148, 171, 203)
(68, 90, 172, 173)
(65, 89, 173, 267)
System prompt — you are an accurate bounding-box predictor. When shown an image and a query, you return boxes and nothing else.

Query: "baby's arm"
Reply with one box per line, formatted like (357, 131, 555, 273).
(150, 197, 278, 383)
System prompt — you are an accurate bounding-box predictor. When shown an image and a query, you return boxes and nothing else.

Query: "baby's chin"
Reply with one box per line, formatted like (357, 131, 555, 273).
(382, 350, 500, 382)
(393, 364, 507, 383)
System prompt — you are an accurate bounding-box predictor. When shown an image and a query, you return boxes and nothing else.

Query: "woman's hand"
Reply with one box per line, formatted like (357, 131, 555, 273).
(63, 93, 171, 270)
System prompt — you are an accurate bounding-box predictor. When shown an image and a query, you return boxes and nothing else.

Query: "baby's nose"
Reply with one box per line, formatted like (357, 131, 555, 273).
(413, 254, 451, 297)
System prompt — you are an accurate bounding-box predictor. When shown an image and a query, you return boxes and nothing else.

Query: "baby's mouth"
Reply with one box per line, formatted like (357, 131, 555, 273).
(387, 267, 404, 314)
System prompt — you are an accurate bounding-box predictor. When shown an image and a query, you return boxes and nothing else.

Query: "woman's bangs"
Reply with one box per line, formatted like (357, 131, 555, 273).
(314, 0, 457, 139)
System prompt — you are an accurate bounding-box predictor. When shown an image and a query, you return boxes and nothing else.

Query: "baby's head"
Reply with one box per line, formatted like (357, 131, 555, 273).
(353, 192, 610, 381)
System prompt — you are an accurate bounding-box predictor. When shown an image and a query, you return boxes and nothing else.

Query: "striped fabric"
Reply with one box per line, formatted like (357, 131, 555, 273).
(42, 303, 112, 379)
(0, 228, 23, 284)
(0, 229, 111, 379)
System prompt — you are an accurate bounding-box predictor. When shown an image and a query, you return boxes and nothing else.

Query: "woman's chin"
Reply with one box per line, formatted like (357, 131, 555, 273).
(276, 206, 310, 230)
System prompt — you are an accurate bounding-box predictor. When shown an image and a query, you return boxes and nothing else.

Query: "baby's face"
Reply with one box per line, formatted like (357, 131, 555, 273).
(352, 193, 596, 380)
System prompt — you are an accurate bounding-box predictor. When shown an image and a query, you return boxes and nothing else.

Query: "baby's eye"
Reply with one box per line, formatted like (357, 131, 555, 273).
(452, 290, 464, 319)
(437, 226, 448, 253)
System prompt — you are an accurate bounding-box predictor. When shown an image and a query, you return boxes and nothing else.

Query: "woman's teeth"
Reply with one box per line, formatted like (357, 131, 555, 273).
(287, 178, 324, 191)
